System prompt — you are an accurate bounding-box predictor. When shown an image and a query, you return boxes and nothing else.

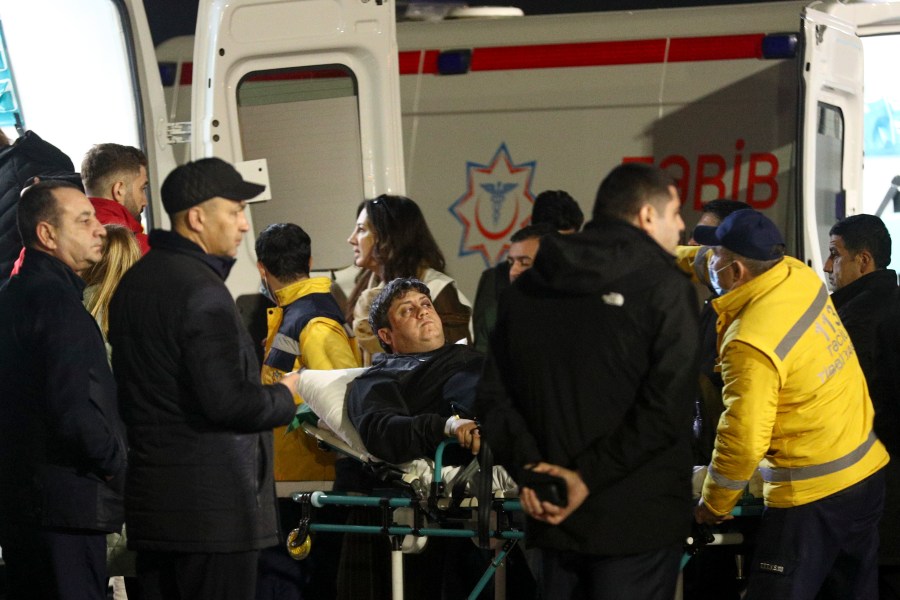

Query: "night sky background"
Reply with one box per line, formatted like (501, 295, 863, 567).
(143, 0, 775, 46)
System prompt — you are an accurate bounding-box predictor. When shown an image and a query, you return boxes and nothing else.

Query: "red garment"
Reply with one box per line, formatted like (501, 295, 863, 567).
(89, 197, 150, 255)
(9, 246, 25, 276)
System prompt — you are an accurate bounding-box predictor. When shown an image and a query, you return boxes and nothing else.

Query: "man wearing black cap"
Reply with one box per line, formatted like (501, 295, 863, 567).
(692, 210, 888, 600)
(108, 158, 300, 600)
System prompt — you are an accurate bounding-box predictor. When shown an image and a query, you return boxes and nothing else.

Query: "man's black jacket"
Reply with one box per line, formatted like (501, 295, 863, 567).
(109, 230, 295, 553)
(0, 251, 126, 539)
(476, 216, 699, 556)
(347, 344, 484, 464)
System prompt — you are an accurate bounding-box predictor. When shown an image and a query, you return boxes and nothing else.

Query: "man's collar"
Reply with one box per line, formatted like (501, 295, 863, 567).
(148, 229, 236, 280)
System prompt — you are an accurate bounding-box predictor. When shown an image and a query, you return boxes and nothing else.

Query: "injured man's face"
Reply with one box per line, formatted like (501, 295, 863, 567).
(378, 290, 446, 354)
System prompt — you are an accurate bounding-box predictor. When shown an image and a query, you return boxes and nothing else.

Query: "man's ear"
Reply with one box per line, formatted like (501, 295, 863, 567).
(112, 179, 126, 203)
(257, 262, 266, 279)
(732, 259, 751, 286)
(186, 206, 205, 232)
(635, 203, 655, 235)
(377, 327, 393, 350)
(35, 221, 57, 250)
(856, 249, 875, 274)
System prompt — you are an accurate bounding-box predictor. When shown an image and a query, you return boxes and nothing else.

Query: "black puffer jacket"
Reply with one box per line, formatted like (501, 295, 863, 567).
(348, 344, 484, 464)
(0, 131, 78, 279)
(0, 251, 126, 539)
(108, 230, 295, 553)
(476, 216, 699, 556)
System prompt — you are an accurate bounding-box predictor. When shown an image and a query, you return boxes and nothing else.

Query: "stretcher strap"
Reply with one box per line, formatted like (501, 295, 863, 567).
(477, 441, 493, 548)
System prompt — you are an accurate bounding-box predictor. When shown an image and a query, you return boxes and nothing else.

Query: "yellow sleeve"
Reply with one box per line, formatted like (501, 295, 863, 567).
(299, 317, 362, 370)
(702, 341, 780, 516)
(674, 245, 712, 285)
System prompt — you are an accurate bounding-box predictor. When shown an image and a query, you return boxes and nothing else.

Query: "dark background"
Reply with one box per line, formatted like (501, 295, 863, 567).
(144, 0, 775, 46)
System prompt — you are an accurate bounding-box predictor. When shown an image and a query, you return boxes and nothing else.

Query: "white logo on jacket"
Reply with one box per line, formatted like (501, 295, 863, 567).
(602, 292, 625, 307)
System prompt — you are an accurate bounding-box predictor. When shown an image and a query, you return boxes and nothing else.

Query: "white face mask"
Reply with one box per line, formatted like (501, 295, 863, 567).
(259, 277, 276, 304)
(708, 261, 734, 297)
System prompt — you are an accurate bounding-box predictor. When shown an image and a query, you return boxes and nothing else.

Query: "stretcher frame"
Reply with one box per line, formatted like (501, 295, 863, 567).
(292, 425, 524, 600)
(293, 423, 765, 599)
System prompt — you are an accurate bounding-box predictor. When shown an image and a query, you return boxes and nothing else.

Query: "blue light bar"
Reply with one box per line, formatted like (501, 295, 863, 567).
(761, 34, 798, 60)
(438, 49, 472, 75)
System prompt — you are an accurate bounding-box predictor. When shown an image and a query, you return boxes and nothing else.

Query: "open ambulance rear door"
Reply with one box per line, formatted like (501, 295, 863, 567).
(0, 0, 176, 234)
(801, 0, 900, 273)
(192, 0, 405, 296)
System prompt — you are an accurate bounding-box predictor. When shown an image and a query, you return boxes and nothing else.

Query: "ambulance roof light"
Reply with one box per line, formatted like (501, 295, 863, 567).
(761, 33, 798, 59)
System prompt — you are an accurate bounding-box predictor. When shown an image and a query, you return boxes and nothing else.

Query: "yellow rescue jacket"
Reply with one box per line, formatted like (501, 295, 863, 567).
(260, 277, 361, 484)
(701, 256, 888, 515)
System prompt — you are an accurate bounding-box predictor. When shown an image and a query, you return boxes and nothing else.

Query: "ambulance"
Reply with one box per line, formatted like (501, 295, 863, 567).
(0, 0, 899, 303)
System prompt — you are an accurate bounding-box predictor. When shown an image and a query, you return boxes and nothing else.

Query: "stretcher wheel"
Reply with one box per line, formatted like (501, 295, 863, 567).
(286, 528, 312, 560)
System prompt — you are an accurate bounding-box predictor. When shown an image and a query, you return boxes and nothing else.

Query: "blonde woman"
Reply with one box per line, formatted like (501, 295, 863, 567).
(83, 224, 141, 340)
(81, 223, 141, 600)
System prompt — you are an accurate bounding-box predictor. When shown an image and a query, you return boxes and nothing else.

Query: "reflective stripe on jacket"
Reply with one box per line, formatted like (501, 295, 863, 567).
(702, 256, 888, 515)
(261, 277, 361, 483)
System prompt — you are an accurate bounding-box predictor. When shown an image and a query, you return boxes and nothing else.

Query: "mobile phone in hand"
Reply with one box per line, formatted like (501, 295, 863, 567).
(518, 470, 568, 507)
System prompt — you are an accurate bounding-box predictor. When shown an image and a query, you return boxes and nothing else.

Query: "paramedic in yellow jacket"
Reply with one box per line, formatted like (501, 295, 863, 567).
(256, 223, 361, 485)
(690, 210, 888, 600)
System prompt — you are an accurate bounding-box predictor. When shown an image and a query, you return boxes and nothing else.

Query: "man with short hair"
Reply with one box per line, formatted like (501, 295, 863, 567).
(693, 209, 888, 599)
(820, 214, 899, 598)
(81, 143, 150, 254)
(477, 162, 699, 599)
(507, 223, 555, 283)
(257, 222, 361, 485)
(255, 222, 361, 600)
(473, 190, 584, 351)
(824, 214, 897, 380)
(0, 180, 126, 599)
(108, 158, 300, 600)
(347, 277, 482, 464)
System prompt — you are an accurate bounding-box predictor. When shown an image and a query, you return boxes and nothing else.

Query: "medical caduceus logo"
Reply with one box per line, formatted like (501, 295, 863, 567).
(449, 143, 536, 267)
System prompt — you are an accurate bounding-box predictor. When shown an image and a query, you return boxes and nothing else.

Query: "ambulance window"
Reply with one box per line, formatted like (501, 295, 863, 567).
(814, 103, 843, 262)
(0, 0, 142, 163)
(860, 34, 900, 271)
(236, 65, 364, 269)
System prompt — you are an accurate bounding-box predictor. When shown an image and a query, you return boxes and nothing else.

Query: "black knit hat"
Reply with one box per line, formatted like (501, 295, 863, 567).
(161, 157, 264, 214)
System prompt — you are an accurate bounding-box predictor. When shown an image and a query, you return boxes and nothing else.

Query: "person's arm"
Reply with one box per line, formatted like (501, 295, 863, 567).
(474, 321, 543, 474)
(433, 284, 472, 345)
(300, 318, 361, 370)
(569, 276, 700, 493)
(40, 301, 124, 479)
(674, 245, 712, 285)
(183, 284, 296, 432)
(472, 268, 497, 353)
(347, 374, 446, 463)
(700, 341, 779, 517)
(872, 301, 900, 455)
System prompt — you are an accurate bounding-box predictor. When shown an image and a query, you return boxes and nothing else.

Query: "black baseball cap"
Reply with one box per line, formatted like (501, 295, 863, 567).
(161, 157, 265, 214)
(693, 209, 785, 261)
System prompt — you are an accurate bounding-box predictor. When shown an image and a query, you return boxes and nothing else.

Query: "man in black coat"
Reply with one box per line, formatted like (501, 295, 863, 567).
(476, 163, 699, 599)
(0, 180, 126, 599)
(108, 158, 300, 600)
(824, 214, 898, 381)
(823, 214, 900, 599)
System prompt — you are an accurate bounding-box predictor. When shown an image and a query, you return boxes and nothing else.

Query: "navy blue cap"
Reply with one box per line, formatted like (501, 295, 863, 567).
(693, 209, 785, 260)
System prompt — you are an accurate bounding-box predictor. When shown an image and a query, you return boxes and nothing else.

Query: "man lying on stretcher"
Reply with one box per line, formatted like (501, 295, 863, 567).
(347, 277, 483, 464)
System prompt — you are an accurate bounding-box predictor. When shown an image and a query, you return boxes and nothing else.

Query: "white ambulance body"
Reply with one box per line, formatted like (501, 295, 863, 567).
(0, 0, 898, 302)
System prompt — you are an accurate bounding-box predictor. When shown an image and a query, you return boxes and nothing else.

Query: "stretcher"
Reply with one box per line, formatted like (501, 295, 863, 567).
(289, 368, 764, 599)
(290, 423, 524, 600)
